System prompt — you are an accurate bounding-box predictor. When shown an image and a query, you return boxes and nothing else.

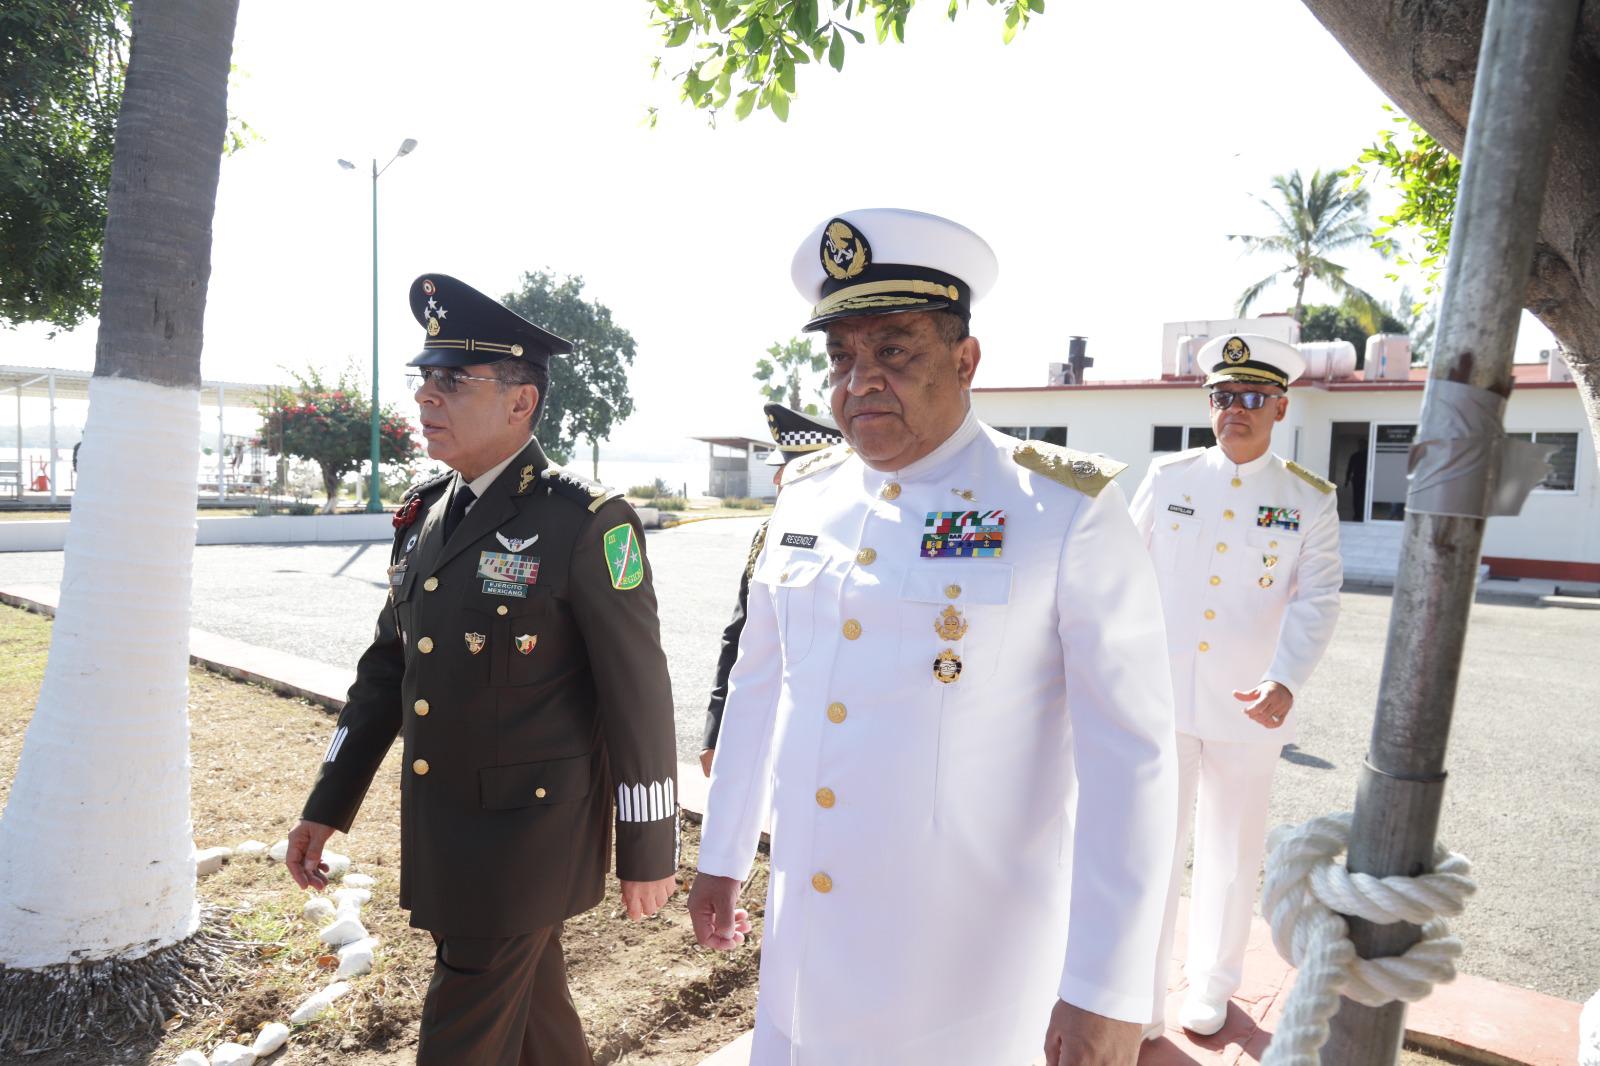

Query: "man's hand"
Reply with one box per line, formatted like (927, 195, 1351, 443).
(699, 747, 715, 777)
(1236, 680, 1293, 730)
(1043, 999, 1140, 1066)
(620, 875, 678, 920)
(284, 819, 337, 891)
(686, 872, 752, 950)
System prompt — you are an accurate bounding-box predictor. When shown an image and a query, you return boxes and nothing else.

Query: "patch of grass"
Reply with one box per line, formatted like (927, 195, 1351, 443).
(718, 497, 767, 511)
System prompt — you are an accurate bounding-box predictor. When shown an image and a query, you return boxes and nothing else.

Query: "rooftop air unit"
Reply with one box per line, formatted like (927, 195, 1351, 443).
(1363, 334, 1413, 381)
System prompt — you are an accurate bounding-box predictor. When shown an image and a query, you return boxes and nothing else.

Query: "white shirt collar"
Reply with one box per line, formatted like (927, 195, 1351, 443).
(462, 438, 532, 500)
(873, 406, 982, 483)
(1206, 444, 1275, 478)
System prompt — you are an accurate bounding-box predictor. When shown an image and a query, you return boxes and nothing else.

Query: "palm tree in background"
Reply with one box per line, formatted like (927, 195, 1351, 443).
(1231, 169, 1382, 324)
(0, 0, 241, 1049)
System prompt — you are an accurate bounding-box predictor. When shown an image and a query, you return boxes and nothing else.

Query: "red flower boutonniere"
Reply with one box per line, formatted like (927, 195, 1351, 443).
(393, 496, 422, 529)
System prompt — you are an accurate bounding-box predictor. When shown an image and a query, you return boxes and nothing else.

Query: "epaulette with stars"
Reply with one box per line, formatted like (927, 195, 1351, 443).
(536, 464, 625, 513)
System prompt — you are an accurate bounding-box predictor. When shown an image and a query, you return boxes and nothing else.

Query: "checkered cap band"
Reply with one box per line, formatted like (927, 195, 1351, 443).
(776, 429, 840, 447)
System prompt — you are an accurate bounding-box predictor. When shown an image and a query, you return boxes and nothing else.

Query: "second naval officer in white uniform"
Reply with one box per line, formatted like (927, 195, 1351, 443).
(1129, 333, 1342, 1038)
(685, 208, 1179, 1066)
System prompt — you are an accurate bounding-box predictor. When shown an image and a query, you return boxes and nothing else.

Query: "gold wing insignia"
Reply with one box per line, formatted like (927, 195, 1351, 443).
(1011, 442, 1127, 498)
(1285, 460, 1336, 494)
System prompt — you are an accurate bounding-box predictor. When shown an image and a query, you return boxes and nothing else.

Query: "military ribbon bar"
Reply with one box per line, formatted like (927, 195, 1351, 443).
(920, 509, 1005, 558)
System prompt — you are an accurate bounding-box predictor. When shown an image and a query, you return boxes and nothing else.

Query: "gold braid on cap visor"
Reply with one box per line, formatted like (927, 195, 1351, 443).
(1208, 366, 1289, 387)
(812, 278, 962, 318)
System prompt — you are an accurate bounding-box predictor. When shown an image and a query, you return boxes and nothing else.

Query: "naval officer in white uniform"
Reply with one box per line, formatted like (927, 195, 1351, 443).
(1129, 333, 1342, 1038)
(685, 208, 1179, 1066)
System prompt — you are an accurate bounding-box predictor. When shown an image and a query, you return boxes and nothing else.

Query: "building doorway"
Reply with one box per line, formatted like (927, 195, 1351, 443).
(1328, 422, 1369, 522)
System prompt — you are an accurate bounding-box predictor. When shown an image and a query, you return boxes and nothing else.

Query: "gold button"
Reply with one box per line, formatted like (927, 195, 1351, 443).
(1204, 609, 1216, 620)
(856, 548, 877, 565)
(815, 787, 836, 809)
(1231, 477, 1242, 487)
(945, 584, 961, 600)
(827, 702, 847, 724)
(1216, 542, 1228, 553)
(781, 571, 791, 582)
(811, 872, 833, 894)
(880, 482, 901, 500)
(1171, 523, 1179, 531)
(1198, 641, 1210, 652)
(412, 759, 429, 775)
(1270, 540, 1279, 549)
(417, 636, 434, 654)
(1224, 509, 1235, 520)
(535, 787, 547, 799)
(1209, 576, 1221, 586)
(842, 619, 862, 640)
(497, 605, 508, 616)
(423, 576, 439, 592)
(413, 699, 430, 716)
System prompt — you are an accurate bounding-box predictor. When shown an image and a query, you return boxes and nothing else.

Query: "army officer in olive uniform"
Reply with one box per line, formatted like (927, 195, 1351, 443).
(285, 274, 680, 1066)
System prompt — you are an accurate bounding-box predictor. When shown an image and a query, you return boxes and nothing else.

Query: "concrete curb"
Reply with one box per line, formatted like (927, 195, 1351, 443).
(0, 512, 398, 553)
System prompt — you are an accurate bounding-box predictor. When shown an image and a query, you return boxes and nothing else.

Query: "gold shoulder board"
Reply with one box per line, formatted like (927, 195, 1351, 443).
(781, 443, 853, 487)
(1286, 460, 1336, 494)
(1011, 442, 1127, 498)
(744, 520, 769, 581)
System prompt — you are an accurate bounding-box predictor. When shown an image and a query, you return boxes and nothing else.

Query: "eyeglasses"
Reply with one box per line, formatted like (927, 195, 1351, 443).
(406, 367, 504, 394)
(1208, 389, 1281, 411)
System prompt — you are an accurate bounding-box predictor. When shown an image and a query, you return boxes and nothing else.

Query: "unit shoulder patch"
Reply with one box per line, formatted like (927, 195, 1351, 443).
(781, 443, 854, 486)
(1011, 442, 1127, 498)
(1285, 460, 1336, 494)
(542, 465, 624, 512)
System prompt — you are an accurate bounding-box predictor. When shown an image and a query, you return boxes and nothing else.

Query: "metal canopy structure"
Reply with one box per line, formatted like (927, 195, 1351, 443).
(0, 365, 277, 505)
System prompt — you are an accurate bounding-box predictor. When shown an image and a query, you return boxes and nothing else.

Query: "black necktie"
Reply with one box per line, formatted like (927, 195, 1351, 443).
(444, 485, 476, 541)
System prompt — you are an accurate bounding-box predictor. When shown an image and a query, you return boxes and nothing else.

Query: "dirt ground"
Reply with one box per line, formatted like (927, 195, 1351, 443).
(0, 605, 763, 1066)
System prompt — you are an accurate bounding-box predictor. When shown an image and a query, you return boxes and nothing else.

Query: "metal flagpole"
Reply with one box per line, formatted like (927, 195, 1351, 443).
(1321, 0, 1580, 1059)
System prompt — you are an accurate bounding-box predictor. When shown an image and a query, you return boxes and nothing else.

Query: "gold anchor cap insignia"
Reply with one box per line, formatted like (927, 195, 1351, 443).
(465, 632, 487, 655)
(934, 605, 968, 641)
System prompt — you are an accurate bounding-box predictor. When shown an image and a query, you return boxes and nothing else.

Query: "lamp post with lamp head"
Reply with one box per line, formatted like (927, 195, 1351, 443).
(338, 137, 417, 512)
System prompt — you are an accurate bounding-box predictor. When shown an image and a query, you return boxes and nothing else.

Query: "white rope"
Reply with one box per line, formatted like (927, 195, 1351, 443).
(1260, 812, 1476, 1066)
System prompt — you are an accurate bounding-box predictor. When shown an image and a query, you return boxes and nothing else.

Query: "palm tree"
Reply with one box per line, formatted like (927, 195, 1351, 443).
(1231, 169, 1383, 324)
(0, 0, 241, 1049)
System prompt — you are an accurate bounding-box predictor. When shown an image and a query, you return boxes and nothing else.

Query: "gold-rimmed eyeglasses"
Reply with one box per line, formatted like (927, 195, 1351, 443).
(406, 368, 503, 394)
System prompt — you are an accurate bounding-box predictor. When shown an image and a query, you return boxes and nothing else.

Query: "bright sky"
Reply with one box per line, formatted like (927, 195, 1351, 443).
(3, 0, 1557, 459)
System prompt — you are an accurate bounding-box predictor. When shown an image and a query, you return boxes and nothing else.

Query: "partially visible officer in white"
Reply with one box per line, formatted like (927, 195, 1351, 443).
(1129, 333, 1342, 1038)
(685, 207, 1179, 1066)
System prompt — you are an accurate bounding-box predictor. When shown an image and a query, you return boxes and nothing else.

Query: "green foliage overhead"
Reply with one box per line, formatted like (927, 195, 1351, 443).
(501, 272, 638, 466)
(259, 367, 420, 503)
(755, 336, 827, 413)
(1229, 168, 1383, 325)
(646, 0, 1044, 123)
(1299, 297, 1404, 363)
(1349, 105, 1460, 299)
(0, 0, 128, 330)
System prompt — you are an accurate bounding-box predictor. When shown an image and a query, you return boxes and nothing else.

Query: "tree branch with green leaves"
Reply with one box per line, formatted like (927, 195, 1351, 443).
(645, 0, 1044, 124)
(755, 336, 828, 413)
(1348, 105, 1460, 301)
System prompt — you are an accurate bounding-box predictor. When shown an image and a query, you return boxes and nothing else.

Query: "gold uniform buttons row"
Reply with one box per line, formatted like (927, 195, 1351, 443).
(1198, 641, 1210, 653)
(842, 619, 862, 640)
(815, 787, 835, 809)
(414, 699, 430, 716)
(1209, 576, 1221, 587)
(879, 482, 901, 501)
(856, 548, 877, 566)
(423, 576, 439, 592)
(812, 871, 833, 893)
(826, 702, 847, 724)
(417, 636, 435, 654)
(413, 758, 429, 775)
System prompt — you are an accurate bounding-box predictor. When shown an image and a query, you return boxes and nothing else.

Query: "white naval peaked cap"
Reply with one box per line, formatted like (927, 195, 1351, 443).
(1198, 333, 1307, 388)
(791, 208, 999, 331)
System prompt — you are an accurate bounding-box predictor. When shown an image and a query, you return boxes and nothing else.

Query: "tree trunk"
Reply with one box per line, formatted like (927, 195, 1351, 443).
(1299, 0, 1600, 470)
(321, 465, 342, 514)
(0, 0, 239, 1044)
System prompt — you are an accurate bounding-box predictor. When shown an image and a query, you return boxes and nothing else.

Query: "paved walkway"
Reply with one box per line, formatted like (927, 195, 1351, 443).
(693, 901, 1580, 1065)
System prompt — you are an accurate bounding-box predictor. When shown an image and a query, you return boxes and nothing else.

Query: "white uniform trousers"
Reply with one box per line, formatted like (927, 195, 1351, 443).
(1152, 733, 1281, 1017)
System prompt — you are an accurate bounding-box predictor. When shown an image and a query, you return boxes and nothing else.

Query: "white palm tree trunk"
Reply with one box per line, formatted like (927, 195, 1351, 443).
(0, 0, 239, 1033)
(0, 381, 202, 966)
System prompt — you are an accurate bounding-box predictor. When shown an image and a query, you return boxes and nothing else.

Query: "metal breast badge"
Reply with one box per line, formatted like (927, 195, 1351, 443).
(933, 648, 963, 684)
(464, 632, 487, 655)
(934, 605, 968, 641)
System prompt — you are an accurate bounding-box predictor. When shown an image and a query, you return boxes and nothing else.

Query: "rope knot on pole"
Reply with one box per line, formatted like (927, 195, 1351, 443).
(1259, 812, 1476, 1065)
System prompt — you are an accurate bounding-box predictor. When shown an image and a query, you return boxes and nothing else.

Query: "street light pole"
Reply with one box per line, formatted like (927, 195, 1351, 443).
(342, 138, 416, 513)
